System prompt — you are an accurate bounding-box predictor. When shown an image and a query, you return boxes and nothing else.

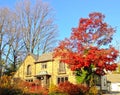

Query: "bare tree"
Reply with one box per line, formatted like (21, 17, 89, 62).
(7, 12, 25, 70)
(0, 0, 58, 75)
(15, 0, 58, 54)
(41, 30, 57, 54)
(0, 8, 24, 75)
(0, 8, 13, 76)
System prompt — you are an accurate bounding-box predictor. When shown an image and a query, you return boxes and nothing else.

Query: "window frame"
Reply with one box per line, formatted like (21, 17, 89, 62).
(41, 63, 47, 69)
(58, 62, 66, 74)
(57, 76, 68, 84)
(27, 65, 31, 75)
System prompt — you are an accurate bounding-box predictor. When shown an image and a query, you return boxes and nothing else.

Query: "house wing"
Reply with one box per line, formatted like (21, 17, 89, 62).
(13, 53, 36, 79)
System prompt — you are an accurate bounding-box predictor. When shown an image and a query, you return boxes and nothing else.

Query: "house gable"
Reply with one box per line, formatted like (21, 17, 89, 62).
(13, 54, 36, 80)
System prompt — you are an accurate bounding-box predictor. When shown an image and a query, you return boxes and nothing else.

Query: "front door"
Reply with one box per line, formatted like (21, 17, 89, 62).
(35, 75, 51, 88)
(41, 75, 50, 88)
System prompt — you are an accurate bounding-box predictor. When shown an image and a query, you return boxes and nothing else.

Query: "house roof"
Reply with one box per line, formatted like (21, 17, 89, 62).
(107, 74, 120, 83)
(27, 52, 39, 61)
(35, 52, 53, 63)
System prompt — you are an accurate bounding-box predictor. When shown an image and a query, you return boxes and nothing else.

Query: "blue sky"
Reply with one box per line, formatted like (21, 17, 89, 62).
(0, 0, 120, 47)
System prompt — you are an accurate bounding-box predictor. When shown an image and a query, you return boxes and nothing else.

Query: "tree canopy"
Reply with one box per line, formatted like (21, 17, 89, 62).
(54, 12, 118, 85)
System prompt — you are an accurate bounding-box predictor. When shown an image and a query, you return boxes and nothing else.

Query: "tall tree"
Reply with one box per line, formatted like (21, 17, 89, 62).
(54, 12, 118, 86)
(0, 8, 14, 76)
(0, 0, 58, 75)
(7, 12, 25, 70)
(15, 0, 57, 54)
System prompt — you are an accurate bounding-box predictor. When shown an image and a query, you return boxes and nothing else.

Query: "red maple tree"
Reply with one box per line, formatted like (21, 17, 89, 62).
(54, 12, 118, 85)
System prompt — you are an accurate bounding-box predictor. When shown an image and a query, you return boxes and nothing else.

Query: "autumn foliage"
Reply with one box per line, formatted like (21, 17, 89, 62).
(0, 75, 48, 95)
(57, 81, 89, 95)
(54, 12, 118, 78)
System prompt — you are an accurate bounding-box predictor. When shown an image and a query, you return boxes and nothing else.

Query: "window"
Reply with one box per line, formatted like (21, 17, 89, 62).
(65, 77, 68, 81)
(27, 65, 31, 75)
(94, 75, 101, 86)
(58, 78, 60, 84)
(26, 79, 33, 82)
(58, 62, 66, 73)
(57, 77, 68, 84)
(41, 63, 47, 69)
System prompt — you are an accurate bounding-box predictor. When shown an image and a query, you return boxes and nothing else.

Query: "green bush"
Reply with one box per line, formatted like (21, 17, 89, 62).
(49, 92, 68, 95)
(0, 87, 23, 95)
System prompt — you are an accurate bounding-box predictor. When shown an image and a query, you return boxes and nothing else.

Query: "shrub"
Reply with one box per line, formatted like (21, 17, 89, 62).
(49, 92, 68, 95)
(14, 80, 48, 95)
(0, 75, 12, 88)
(0, 87, 23, 95)
(77, 84, 89, 94)
(0, 75, 48, 95)
(48, 83, 58, 93)
(57, 81, 89, 95)
(88, 86, 98, 95)
(28, 85, 48, 95)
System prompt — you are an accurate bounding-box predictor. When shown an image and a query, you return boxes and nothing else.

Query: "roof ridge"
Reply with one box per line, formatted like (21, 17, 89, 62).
(36, 52, 53, 63)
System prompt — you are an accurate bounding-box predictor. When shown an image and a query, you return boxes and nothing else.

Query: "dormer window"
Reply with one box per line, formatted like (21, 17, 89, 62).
(27, 65, 31, 75)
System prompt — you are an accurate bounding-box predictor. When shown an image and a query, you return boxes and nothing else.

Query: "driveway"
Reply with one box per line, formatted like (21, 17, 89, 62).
(103, 92, 120, 95)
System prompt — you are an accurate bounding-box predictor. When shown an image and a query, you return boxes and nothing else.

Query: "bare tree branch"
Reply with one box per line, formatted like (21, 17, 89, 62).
(15, 0, 58, 54)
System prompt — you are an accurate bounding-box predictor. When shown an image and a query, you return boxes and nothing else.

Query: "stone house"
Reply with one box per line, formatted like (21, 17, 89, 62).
(13, 53, 76, 88)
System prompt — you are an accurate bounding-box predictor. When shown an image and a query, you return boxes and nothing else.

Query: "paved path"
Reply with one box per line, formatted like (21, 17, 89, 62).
(103, 92, 120, 95)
